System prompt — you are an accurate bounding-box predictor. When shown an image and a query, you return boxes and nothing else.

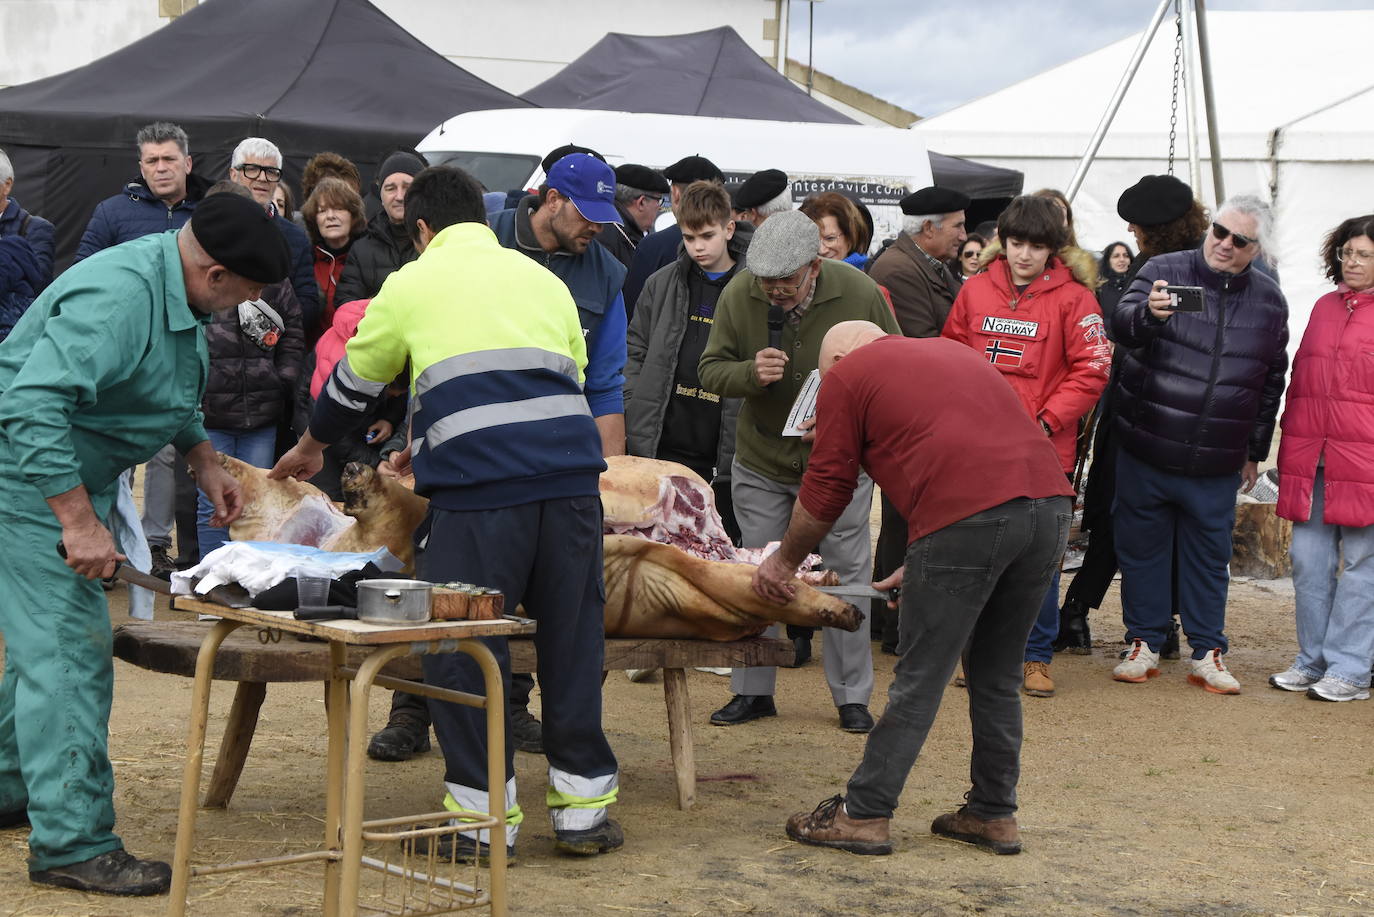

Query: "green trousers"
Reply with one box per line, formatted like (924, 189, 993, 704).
(0, 474, 122, 870)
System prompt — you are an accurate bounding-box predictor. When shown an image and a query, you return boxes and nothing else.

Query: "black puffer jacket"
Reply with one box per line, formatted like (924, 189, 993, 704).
(202, 280, 305, 431)
(334, 210, 416, 305)
(1111, 247, 1289, 476)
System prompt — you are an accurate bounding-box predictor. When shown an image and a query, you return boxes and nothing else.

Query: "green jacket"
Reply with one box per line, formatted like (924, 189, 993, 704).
(0, 231, 209, 499)
(698, 259, 899, 484)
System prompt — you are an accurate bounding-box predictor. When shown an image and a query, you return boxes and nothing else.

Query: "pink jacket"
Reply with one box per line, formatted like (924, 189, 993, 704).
(309, 298, 370, 400)
(1277, 286, 1374, 526)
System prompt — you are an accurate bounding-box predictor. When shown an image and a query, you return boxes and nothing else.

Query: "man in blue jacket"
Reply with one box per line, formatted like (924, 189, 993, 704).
(0, 148, 54, 340)
(74, 122, 209, 263)
(0, 149, 54, 292)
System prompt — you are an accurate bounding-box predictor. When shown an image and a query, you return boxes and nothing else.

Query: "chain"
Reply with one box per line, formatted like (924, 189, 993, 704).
(1166, 0, 1184, 175)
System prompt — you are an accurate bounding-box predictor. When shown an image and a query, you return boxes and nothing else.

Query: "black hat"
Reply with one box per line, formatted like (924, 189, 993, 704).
(734, 169, 789, 209)
(899, 186, 971, 216)
(191, 194, 290, 284)
(614, 163, 669, 195)
(541, 144, 605, 174)
(1117, 174, 1194, 226)
(377, 151, 426, 181)
(663, 154, 724, 184)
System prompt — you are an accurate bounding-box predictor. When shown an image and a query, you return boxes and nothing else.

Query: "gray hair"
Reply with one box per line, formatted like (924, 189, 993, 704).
(0, 148, 12, 185)
(232, 137, 282, 169)
(614, 183, 660, 205)
(136, 121, 189, 156)
(1215, 194, 1273, 252)
(903, 213, 945, 236)
(754, 188, 793, 219)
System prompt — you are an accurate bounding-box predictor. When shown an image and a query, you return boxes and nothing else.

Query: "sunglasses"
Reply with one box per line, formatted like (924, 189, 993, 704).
(1211, 222, 1256, 249)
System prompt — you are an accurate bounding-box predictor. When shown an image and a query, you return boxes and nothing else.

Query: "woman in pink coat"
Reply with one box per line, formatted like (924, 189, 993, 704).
(1271, 215, 1374, 702)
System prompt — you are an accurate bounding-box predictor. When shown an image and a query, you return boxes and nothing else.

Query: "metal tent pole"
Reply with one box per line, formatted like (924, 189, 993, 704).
(1066, 0, 1174, 202)
(1194, 0, 1226, 202)
(1180, 0, 1204, 194)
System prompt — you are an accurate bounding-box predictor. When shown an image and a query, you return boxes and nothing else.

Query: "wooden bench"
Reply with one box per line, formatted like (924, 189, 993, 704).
(113, 621, 792, 810)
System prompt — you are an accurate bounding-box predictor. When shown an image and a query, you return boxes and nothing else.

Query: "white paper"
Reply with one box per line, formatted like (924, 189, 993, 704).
(782, 369, 821, 437)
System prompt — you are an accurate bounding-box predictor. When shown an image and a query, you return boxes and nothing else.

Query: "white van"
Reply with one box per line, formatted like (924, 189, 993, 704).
(415, 108, 934, 248)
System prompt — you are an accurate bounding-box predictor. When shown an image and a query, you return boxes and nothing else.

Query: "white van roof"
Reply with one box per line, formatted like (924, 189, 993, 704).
(417, 108, 931, 185)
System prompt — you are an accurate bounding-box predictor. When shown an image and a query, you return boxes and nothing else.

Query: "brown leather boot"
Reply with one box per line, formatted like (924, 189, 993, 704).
(785, 795, 892, 855)
(1023, 661, 1055, 697)
(931, 807, 1021, 855)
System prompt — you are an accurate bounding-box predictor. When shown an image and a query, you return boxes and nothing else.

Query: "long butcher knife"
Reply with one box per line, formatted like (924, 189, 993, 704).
(56, 543, 250, 608)
(815, 583, 892, 602)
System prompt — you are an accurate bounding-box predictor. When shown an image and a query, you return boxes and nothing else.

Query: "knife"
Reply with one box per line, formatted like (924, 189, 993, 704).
(56, 543, 250, 608)
(815, 583, 891, 602)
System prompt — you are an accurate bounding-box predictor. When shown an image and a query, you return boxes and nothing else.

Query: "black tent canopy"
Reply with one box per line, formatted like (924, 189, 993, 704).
(0, 0, 531, 266)
(524, 26, 1022, 210)
(524, 27, 857, 125)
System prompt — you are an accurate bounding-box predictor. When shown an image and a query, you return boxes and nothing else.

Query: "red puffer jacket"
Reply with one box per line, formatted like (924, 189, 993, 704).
(943, 251, 1111, 472)
(1277, 286, 1374, 526)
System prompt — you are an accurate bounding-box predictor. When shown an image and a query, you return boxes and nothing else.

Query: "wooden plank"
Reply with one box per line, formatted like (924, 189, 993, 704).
(170, 597, 535, 644)
(204, 682, 267, 808)
(662, 669, 695, 810)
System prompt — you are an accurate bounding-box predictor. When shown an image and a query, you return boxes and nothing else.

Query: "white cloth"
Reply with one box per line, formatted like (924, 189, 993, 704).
(113, 469, 155, 620)
(171, 541, 402, 597)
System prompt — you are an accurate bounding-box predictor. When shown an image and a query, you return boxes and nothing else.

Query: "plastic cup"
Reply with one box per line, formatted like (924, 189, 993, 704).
(296, 575, 331, 608)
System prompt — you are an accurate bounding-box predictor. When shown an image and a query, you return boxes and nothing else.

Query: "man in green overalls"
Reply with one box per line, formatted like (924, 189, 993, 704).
(0, 194, 289, 896)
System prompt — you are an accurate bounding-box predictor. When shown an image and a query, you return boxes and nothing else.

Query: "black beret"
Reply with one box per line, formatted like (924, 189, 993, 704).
(541, 144, 605, 174)
(733, 169, 789, 209)
(1117, 174, 1194, 226)
(899, 186, 971, 216)
(663, 154, 724, 184)
(191, 194, 290, 284)
(614, 163, 669, 195)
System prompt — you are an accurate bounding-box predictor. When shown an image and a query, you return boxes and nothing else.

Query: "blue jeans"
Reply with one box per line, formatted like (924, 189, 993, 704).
(1114, 449, 1238, 660)
(1024, 569, 1061, 664)
(197, 427, 277, 558)
(844, 496, 1070, 822)
(1290, 469, 1374, 687)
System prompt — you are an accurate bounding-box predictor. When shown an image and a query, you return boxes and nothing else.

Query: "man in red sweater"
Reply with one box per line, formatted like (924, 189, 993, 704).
(754, 321, 1073, 857)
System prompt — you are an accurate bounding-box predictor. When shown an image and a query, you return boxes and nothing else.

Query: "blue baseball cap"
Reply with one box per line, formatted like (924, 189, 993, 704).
(547, 153, 622, 225)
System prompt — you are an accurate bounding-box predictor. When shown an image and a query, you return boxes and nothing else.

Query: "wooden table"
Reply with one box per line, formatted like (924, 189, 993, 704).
(117, 621, 794, 813)
(165, 597, 535, 917)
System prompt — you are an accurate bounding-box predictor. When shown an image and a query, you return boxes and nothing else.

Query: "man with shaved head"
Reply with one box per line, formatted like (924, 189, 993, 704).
(752, 327, 1073, 859)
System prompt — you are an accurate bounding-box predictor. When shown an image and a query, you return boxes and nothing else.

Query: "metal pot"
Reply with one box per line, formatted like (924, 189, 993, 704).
(356, 579, 432, 625)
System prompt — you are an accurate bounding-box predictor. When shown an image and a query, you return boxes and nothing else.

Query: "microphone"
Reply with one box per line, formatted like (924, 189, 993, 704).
(767, 305, 784, 351)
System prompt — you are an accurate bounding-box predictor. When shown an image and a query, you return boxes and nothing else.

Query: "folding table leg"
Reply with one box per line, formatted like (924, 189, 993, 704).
(460, 639, 507, 917)
(167, 619, 243, 917)
(322, 641, 348, 916)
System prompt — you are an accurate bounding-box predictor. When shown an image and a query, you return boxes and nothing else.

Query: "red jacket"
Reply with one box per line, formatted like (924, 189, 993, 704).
(1277, 286, 1374, 526)
(310, 298, 370, 400)
(313, 244, 349, 333)
(942, 253, 1111, 471)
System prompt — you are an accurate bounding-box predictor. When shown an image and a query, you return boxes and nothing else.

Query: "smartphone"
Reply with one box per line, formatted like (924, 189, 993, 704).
(1167, 285, 1206, 312)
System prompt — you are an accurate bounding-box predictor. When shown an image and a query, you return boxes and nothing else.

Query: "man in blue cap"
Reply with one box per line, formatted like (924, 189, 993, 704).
(0, 193, 289, 896)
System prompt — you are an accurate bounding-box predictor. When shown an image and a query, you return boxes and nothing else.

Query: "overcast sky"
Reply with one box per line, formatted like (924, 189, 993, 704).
(787, 0, 1374, 118)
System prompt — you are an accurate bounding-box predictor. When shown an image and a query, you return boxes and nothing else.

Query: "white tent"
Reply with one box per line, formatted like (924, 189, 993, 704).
(911, 10, 1374, 349)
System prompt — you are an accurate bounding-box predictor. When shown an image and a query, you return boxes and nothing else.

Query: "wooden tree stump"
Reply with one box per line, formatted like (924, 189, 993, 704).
(1232, 501, 1291, 579)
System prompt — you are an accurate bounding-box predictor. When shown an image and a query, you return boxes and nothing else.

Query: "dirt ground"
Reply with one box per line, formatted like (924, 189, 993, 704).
(2, 573, 1373, 917)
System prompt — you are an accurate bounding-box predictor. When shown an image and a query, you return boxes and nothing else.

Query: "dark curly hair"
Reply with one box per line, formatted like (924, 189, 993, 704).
(1320, 214, 1374, 284)
(1136, 200, 1209, 257)
(301, 151, 361, 203)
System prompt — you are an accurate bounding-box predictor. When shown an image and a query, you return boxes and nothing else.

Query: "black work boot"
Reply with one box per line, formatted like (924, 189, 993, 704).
(1052, 599, 1092, 655)
(509, 707, 544, 754)
(367, 714, 431, 761)
(1160, 617, 1181, 660)
(554, 817, 624, 856)
(30, 848, 172, 896)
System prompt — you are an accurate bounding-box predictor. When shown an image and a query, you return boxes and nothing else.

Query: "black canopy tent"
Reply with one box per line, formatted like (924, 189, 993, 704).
(524, 27, 1023, 209)
(0, 0, 531, 267)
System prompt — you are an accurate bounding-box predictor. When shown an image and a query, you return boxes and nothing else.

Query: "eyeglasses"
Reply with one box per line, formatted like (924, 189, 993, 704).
(639, 194, 663, 207)
(758, 266, 812, 297)
(1337, 246, 1374, 264)
(1211, 222, 1256, 249)
(235, 163, 283, 182)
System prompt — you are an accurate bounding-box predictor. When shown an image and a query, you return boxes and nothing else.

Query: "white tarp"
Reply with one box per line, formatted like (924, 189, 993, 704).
(910, 10, 1374, 352)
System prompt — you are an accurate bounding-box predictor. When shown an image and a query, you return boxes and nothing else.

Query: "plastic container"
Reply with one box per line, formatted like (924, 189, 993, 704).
(296, 575, 331, 609)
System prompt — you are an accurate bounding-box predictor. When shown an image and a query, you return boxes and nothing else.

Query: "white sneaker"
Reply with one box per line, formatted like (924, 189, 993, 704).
(625, 668, 657, 683)
(1188, 649, 1241, 695)
(1306, 675, 1370, 702)
(1112, 640, 1160, 683)
(1268, 666, 1319, 692)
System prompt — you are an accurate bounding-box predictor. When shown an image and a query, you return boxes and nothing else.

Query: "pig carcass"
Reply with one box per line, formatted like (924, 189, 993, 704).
(219, 454, 861, 639)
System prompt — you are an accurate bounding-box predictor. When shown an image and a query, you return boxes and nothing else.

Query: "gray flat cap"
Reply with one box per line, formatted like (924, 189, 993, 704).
(745, 209, 819, 278)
